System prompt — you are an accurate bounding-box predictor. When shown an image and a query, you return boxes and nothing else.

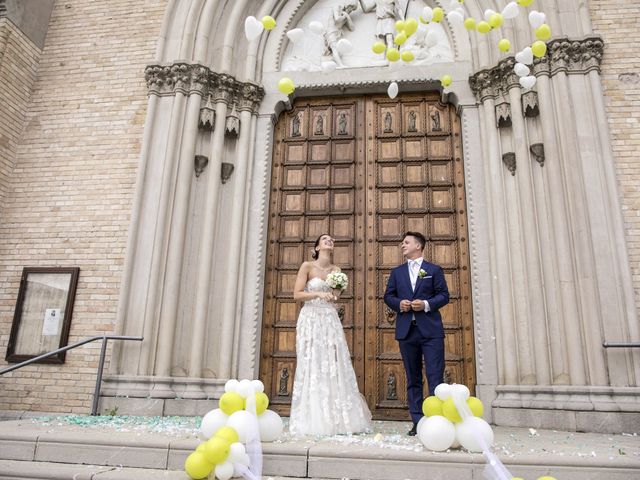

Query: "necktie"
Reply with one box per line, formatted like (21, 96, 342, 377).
(411, 260, 419, 289)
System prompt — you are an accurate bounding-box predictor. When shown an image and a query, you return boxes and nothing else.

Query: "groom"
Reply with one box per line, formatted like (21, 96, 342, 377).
(384, 232, 450, 436)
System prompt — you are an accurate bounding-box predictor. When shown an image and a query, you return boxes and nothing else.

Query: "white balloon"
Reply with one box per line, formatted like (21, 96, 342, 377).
(258, 409, 284, 442)
(237, 379, 254, 398)
(225, 379, 240, 393)
(226, 410, 256, 443)
(336, 38, 353, 54)
(286, 28, 304, 43)
(519, 75, 537, 90)
(514, 62, 530, 77)
(501, 2, 520, 20)
(455, 417, 494, 452)
(244, 16, 264, 41)
(232, 453, 251, 477)
(199, 408, 229, 440)
(228, 442, 247, 463)
(484, 9, 496, 22)
(215, 461, 234, 480)
(417, 415, 456, 451)
(321, 61, 337, 72)
(528, 10, 546, 29)
(434, 383, 452, 401)
(447, 11, 464, 26)
(426, 30, 438, 48)
(515, 47, 534, 65)
(450, 383, 470, 401)
(448, 0, 459, 10)
(387, 81, 398, 99)
(308, 21, 325, 35)
(250, 380, 265, 393)
(422, 6, 433, 23)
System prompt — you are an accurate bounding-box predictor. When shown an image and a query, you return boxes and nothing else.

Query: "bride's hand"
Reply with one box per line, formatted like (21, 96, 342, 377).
(317, 292, 335, 301)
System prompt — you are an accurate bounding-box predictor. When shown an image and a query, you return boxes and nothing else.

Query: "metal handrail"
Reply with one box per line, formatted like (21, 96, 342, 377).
(603, 342, 640, 348)
(0, 335, 143, 415)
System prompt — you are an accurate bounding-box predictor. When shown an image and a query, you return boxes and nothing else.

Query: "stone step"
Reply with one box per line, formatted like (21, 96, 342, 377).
(0, 418, 639, 479)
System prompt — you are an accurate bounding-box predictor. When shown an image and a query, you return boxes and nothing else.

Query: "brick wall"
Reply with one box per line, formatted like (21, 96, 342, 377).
(590, 1, 640, 316)
(0, 0, 166, 414)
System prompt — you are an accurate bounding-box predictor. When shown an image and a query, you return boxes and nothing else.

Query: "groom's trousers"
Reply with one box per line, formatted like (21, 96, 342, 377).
(399, 323, 445, 425)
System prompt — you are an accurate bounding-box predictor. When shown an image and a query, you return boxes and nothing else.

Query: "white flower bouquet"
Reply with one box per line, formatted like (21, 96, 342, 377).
(326, 271, 348, 291)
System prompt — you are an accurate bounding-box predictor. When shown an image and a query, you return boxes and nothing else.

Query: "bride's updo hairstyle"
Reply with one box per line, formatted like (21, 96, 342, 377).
(311, 233, 330, 260)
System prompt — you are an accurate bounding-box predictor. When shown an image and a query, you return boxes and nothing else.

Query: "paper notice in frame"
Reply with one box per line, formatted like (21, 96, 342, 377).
(42, 308, 61, 336)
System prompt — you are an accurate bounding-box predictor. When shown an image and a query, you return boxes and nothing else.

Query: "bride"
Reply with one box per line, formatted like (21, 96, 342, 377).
(288, 234, 372, 436)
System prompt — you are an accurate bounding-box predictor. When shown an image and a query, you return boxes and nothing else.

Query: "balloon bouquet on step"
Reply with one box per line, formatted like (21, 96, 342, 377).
(184, 379, 283, 480)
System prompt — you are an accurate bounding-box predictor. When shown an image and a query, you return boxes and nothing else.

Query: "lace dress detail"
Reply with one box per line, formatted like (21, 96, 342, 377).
(289, 277, 372, 436)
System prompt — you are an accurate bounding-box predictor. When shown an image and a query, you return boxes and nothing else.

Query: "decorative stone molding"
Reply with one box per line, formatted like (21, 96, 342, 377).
(225, 105, 240, 136)
(0, 1, 6, 17)
(470, 37, 604, 102)
(194, 155, 208, 177)
(221, 162, 235, 184)
(495, 102, 512, 128)
(502, 152, 516, 176)
(145, 62, 265, 114)
(522, 91, 539, 118)
(530, 143, 545, 167)
(199, 95, 215, 130)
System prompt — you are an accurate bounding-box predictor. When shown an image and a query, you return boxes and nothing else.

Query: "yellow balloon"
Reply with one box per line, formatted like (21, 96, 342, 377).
(215, 426, 239, 444)
(401, 50, 415, 62)
(442, 397, 462, 422)
(531, 40, 547, 58)
(394, 32, 407, 45)
(498, 39, 511, 52)
(518, 0, 534, 6)
(440, 74, 452, 88)
(255, 392, 270, 415)
(489, 13, 504, 29)
(535, 24, 551, 40)
(203, 437, 230, 465)
(419, 15, 430, 24)
(422, 396, 444, 417)
(395, 20, 406, 32)
(467, 396, 484, 417)
(537, 477, 558, 480)
(386, 47, 400, 62)
(464, 18, 476, 30)
(195, 443, 206, 453)
(261, 16, 276, 30)
(477, 21, 491, 34)
(405, 18, 419, 36)
(184, 452, 213, 480)
(372, 41, 386, 54)
(432, 7, 444, 23)
(219, 391, 245, 415)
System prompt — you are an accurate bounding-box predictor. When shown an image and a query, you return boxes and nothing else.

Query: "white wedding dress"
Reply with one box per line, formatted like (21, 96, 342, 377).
(289, 277, 372, 436)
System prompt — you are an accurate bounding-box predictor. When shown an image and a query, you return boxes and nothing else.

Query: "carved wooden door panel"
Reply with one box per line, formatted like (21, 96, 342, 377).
(260, 94, 474, 420)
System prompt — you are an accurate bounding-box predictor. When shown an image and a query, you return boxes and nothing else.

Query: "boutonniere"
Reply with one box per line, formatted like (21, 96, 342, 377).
(418, 269, 427, 278)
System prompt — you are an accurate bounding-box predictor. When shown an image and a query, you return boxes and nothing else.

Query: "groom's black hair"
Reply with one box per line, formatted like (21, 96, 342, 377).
(311, 233, 330, 260)
(404, 231, 426, 251)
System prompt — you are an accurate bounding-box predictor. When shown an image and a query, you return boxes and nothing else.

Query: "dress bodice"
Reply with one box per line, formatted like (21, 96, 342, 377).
(304, 277, 333, 308)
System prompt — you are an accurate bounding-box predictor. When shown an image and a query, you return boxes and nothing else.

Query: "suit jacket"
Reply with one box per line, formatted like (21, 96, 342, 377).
(384, 260, 450, 341)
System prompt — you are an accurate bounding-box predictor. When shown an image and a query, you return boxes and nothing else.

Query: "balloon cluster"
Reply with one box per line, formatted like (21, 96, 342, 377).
(417, 382, 493, 452)
(185, 379, 284, 480)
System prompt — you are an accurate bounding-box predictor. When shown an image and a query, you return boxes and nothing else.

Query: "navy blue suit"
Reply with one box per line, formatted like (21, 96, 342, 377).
(384, 260, 449, 425)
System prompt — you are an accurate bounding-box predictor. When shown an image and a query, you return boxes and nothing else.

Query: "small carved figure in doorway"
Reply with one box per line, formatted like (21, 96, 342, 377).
(408, 110, 417, 132)
(315, 114, 324, 135)
(338, 112, 348, 135)
(387, 372, 398, 400)
(279, 367, 290, 396)
(383, 111, 393, 132)
(431, 109, 442, 131)
(292, 113, 301, 137)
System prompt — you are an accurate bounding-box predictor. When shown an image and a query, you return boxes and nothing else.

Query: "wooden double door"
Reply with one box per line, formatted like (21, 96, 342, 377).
(259, 93, 474, 420)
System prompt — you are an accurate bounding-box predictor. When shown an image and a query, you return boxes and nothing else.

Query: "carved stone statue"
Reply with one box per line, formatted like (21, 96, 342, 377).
(431, 109, 441, 131)
(314, 114, 324, 135)
(292, 112, 301, 137)
(279, 367, 289, 395)
(408, 110, 417, 132)
(387, 372, 397, 400)
(323, 1, 358, 67)
(384, 111, 392, 132)
(338, 112, 348, 135)
(359, 0, 404, 51)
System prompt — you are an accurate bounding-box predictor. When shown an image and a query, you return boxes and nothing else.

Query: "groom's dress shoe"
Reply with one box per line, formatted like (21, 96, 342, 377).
(407, 424, 417, 436)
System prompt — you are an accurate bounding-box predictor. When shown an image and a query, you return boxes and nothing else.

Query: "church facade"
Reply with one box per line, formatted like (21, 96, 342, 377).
(0, 0, 639, 434)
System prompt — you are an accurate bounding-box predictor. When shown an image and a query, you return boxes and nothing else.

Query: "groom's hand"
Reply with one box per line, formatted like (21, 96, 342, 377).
(411, 300, 425, 311)
(400, 300, 412, 312)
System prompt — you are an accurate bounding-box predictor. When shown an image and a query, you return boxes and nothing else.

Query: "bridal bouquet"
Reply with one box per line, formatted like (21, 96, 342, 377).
(326, 271, 348, 291)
